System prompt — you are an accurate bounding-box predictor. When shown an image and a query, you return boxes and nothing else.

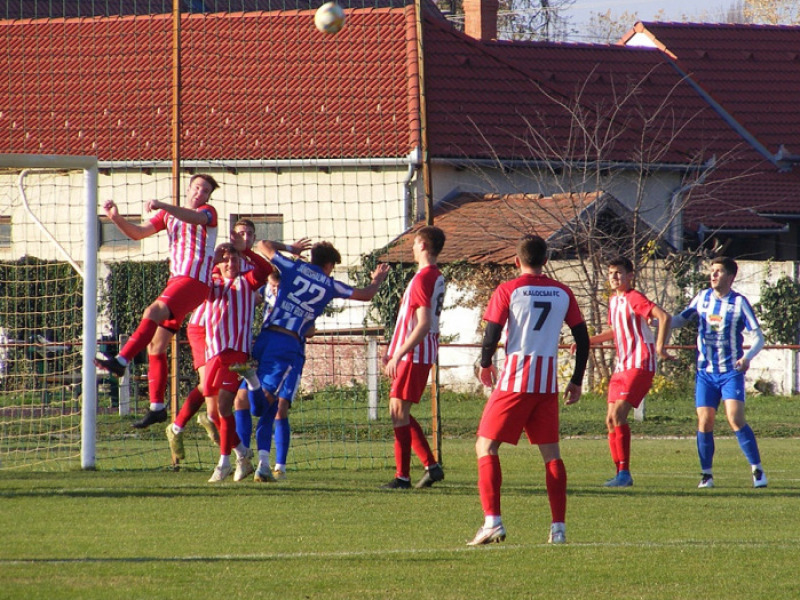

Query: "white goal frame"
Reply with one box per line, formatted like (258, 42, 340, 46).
(0, 154, 99, 469)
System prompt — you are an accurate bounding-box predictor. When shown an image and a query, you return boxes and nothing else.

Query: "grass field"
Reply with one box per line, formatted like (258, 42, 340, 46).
(2, 432, 799, 599)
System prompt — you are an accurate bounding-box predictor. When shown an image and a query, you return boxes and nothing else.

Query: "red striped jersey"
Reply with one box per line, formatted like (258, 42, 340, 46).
(204, 252, 271, 360)
(387, 265, 446, 365)
(608, 289, 657, 373)
(150, 204, 218, 284)
(483, 273, 584, 394)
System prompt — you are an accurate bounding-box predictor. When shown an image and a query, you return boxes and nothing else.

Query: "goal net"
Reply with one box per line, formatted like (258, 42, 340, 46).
(1, 4, 448, 474)
(0, 155, 99, 471)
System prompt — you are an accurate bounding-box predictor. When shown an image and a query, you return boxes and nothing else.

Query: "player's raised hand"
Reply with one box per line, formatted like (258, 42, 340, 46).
(231, 232, 247, 252)
(145, 199, 164, 213)
(371, 262, 390, 283)
(289, 238, 313, 255)
(102, 200, 119, 219)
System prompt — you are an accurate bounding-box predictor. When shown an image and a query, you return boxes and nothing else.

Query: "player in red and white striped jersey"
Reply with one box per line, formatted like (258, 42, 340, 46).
(94, 174, 219, 430)
(382, 226, 447, 490)
(583, 257, 672, 488)
(468, 235, 589, 546)
(202, 240, 272, 483)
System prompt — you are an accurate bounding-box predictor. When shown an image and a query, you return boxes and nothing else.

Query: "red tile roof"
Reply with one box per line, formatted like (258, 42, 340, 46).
(621, 22, 800, 157)
(381, 190, 670, 265)
(421, 16, 737, 164)
(618, 22, 800, 233)
(1, 8, 415, 160)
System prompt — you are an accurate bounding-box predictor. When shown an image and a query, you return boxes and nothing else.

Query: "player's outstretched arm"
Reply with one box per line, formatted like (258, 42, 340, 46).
(254, 238, 312, 261)
(146, 199, 211, 226)
(102, 200, 156, 241)
(349, 263, 390, 301)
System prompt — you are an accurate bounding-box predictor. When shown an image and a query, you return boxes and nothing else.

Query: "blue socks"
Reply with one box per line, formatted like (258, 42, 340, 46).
(256, 401, 278, 454)
(735, 425, 761, 466)
(697, 431, 715, 472)
(249, 387, 267, 417)
(234, 409, 252, 448)
(275, 418, 291, 466)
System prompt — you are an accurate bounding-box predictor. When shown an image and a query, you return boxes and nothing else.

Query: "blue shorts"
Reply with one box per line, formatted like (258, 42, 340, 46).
(695, 369, 745, 408)
(252, 329, 305, 403)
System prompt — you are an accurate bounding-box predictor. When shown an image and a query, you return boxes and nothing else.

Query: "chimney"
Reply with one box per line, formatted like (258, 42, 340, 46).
(463, 0, 499, 41)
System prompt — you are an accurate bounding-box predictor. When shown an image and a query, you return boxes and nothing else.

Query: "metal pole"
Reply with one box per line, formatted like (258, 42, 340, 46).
(170, 0, 182, 420)
(414, 0, 442, 463)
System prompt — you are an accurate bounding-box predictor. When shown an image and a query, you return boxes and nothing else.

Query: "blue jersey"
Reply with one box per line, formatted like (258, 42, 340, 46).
(263, 253, 353, 338)
(679, 288, 760, 374)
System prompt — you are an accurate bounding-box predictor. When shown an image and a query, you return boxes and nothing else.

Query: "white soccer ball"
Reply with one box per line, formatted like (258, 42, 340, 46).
(314, 2, 346, 35)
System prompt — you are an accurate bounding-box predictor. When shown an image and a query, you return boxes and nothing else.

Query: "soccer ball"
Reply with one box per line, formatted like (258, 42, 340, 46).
(314, 2, 346, 35)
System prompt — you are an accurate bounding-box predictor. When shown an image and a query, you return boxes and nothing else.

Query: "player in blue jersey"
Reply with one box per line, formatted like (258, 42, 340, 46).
(671, 257, 767, 489)
(249, 240, 390, 481)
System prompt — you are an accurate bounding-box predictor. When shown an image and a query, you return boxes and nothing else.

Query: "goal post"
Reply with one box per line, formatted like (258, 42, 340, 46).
(0, 154, 98, 470)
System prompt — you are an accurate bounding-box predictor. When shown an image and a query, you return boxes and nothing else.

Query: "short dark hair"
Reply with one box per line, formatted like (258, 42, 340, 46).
(608, 256, 634, 273)
(311, 241, 342, 268)
(233, 218, 255, 232)
(191, 173, 219, 192)
(216, 242, 240, 258)
(711, 256, 738, 277)
(517, 235, 548, 267)
(416, 226, 446, 256)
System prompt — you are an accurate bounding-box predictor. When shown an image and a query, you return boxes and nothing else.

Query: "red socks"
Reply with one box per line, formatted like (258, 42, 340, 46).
(120, 318, 158, 362)
(408, 416, 436, 467)
(147, 353, 168, 405)
(478, 454, 502, 516)
(219, 413, 241, 455)
(545, 458, 567, 523)
(615, 424, 631, 472)
(175, 387, 205, 429)
(393, 424, 412, 479)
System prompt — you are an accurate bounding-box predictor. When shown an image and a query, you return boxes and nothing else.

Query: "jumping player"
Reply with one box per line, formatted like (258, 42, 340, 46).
(95, 174, 219, 429)
(250, 240, 389, 482)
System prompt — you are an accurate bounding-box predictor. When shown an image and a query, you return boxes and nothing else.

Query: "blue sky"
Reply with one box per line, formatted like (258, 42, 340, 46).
(569, 0, 733, 23)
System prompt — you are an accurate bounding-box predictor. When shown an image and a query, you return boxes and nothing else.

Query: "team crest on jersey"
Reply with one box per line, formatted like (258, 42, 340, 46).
(708, 313, 723, 331)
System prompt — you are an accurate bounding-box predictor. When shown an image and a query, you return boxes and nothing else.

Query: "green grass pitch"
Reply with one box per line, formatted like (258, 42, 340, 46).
(1, 436, 798, 599)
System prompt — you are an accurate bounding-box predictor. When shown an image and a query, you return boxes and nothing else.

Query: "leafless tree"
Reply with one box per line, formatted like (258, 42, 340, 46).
(439, 66, 754, 384)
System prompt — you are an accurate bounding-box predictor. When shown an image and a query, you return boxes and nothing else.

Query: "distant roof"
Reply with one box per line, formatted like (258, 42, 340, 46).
(1, 8, 415, 161)
(421, 17, 733, 165)
(381, 191, 670, 265)
(619, 21, 800, 234)
(620, 21, 800, 159)
(2, 0, 408, 19)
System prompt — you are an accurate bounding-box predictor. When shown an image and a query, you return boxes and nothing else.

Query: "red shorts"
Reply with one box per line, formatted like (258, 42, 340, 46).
(390, 360, 432, 404)
(158, 276, 210, 331)
(607, 369, 655, 409)
(203, 349, 249, 397)
(477, 389, 559, 446)
(186, 323, 206, 370)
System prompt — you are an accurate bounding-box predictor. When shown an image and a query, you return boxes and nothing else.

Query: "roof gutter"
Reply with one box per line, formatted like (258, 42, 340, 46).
(403, 147, 423, 229)
(97, 157, 414, 170)
(430, 157, 702, 172)
(697, 223, 789, 242)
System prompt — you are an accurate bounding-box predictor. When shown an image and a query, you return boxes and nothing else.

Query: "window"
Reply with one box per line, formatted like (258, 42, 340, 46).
(231, 214, 284, 242)
(0, 216, 10, 248)
(99, 216, 139, 249)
